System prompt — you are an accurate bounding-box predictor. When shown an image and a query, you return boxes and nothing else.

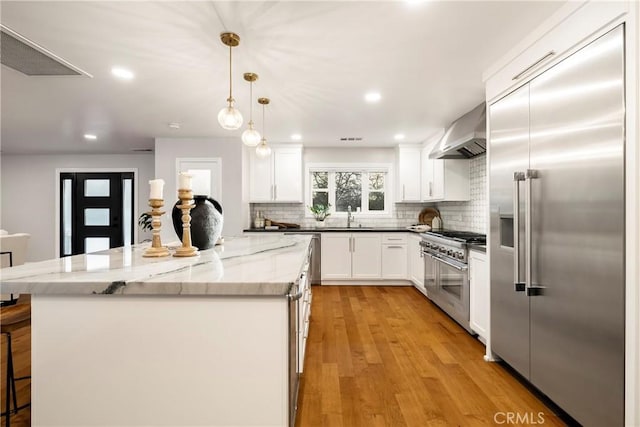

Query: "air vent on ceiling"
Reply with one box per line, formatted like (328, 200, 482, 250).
(340, 137, 363, 142)
(0, 24, 92, 77)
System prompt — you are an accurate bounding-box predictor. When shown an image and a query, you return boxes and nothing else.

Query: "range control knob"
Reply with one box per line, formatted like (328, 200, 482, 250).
(456, 251, 465, 259)
(440, 247, 447, 253)
(447, 249, 454, 256)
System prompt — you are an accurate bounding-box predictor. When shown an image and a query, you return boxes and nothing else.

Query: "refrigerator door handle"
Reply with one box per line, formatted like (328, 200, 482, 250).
(513, 172, 526, 292)
(525, 169, 544, 296)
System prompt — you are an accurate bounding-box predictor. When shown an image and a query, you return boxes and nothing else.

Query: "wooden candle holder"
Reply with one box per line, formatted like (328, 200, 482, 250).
(173, 189, 199, 257)
(143, 199, 170, 258)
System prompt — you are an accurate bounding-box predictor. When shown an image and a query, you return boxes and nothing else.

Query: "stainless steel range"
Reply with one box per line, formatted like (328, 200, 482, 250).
(419, 230, 485, 333)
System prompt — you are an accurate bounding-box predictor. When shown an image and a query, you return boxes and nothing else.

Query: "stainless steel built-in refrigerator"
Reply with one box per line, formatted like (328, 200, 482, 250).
(489, 26, 625, 426)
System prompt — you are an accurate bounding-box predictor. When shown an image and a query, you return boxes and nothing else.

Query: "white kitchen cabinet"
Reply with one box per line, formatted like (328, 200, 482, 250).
(381, 233, 407, 279)
(421, 143, 470, 202)
(469, 249, 488, 342)
(321, 233, 381, 280)
(321, 234, 352, 280)
(249, 145, 302, 202)
(352, 234, 382, 279)
(396, 145, 422, 202)
(408, 234, 424, 289)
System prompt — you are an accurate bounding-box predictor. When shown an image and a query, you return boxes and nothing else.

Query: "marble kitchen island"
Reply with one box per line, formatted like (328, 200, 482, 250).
(0, 234, 313, 427)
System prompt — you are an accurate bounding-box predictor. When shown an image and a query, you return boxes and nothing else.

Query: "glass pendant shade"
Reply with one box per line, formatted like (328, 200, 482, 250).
(256, 138, 272, 157)
(218, 104, 243, 130)
(242, 123, 261, 147)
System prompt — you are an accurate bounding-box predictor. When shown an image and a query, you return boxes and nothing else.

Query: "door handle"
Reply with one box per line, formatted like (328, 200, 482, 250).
(513, 172, 525, 291)
(432, 255, 468, 271)
(525, 169, 543, 296)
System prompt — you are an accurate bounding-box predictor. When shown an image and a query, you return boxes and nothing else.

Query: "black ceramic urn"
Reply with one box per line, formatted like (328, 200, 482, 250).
(172, 195, 224, 250)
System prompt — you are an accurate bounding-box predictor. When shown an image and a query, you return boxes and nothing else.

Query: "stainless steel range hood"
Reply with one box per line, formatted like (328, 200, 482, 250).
(429, 103, 486, 159)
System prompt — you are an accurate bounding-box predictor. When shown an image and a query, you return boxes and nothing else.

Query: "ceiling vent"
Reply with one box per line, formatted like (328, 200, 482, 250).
(0, 24, 92, 77)
(340, 137, 363, 142)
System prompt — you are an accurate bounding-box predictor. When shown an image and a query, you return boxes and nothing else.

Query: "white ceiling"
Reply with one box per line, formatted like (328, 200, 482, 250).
(0, 1, 565, 154)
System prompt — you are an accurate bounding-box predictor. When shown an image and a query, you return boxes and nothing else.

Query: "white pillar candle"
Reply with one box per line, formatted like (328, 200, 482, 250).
(178, 172, 193, 190)
(149, 179, 165, 200)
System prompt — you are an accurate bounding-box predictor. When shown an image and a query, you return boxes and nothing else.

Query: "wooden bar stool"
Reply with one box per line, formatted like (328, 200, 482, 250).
(0, 295, 30, 427)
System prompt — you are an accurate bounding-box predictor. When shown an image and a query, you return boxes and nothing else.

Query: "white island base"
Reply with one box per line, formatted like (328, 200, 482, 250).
(32, 294, 291, 426)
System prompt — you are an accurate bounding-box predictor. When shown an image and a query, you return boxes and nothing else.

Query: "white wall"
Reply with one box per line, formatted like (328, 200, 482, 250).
(154, 138, 246, 242)
(303, 147, 396, 164)
(0, 153, 154, 262)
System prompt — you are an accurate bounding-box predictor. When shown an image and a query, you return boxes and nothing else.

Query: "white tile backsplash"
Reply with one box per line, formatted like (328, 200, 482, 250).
(249, 154, 487, 234)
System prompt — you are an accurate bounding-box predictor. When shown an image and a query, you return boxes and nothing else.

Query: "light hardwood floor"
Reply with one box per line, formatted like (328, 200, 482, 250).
(1, 286, 566, 426)
(295, 286, 566, 426)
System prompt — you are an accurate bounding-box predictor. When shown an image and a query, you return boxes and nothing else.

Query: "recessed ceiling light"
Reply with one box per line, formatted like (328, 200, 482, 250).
(364, 92, 381, 103)
(84, 134, 97, 140)
(394, 134, 405, 141)
(291, 134, 302, 141)
(111, 67, 134, 80)
(168, 122, 181, 130)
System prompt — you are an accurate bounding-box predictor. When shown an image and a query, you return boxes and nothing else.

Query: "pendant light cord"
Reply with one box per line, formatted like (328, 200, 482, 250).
(249, 81, 253, 123)
(228, 45, 233, 102)
(262, 103, 266, 139)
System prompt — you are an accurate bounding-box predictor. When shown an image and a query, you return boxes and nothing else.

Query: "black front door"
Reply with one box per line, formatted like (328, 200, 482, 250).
(60, 172, 134, 256)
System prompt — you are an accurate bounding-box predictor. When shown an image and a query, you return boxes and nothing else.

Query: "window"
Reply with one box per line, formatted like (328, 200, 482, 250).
(308, 165, 390, 215)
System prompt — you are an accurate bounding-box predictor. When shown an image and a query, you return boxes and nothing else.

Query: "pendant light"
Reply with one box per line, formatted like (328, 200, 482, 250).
(241, 73, 261, 146)
(256, 97, 272, 157)
(217, 32, 243, 130)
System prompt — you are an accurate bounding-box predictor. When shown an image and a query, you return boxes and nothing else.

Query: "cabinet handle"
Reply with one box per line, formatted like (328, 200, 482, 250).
(386, 245, 404, 249)
(429, 182, 433, 197)
(353, 237, 356, 252)
(274, 185, 277, 200)
(403, 184, 406, 200)
(512, 51, 555, 81)
(387, 238, 403, 241)
(349, 237, 352, 253)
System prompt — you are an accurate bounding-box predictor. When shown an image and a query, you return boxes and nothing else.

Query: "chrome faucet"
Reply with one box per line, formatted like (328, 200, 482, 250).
(347, 206, 353, 228)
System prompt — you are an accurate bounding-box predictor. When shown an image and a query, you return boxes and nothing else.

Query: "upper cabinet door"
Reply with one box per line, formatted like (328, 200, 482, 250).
(273, 147, 302, 202)
(249, 150, 274, 202)
(397, 146, 421, 202)
(249, 145, 302, 203)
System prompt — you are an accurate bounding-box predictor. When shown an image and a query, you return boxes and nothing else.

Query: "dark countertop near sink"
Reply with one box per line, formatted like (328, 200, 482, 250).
(244, 227, 412, 233)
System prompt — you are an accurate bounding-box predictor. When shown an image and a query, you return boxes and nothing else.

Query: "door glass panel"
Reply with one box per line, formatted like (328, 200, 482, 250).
(123, 179, 132, 246)
(439, 262, 464, 301)
(85, 179, 110, 197)
(84, 208, 110, 226)
(85, 237, 110, 254)
(188, 169, 211, 196)
(62, 178, 73, 256)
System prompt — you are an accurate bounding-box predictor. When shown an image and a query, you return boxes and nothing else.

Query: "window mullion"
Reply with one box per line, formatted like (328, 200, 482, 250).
(362, 171, 369, 214)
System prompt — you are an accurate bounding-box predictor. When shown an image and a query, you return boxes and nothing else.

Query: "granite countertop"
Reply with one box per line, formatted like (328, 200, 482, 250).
(0, 235, 312, 297)
(244, 227, 412, 233)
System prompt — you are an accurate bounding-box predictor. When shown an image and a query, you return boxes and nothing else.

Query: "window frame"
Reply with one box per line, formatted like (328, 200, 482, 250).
(305, 163, 393, 218)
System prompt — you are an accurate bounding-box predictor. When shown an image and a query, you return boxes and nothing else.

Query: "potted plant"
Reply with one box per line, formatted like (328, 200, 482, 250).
(308, 203, 331, 228)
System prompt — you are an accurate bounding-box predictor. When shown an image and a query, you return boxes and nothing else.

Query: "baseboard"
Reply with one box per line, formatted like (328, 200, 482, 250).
(319, 280, 412, 286)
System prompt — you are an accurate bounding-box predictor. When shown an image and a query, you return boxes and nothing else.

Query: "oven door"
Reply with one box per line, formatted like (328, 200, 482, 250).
(433, 256, 472, 332)
(423, 250, 438, 301)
